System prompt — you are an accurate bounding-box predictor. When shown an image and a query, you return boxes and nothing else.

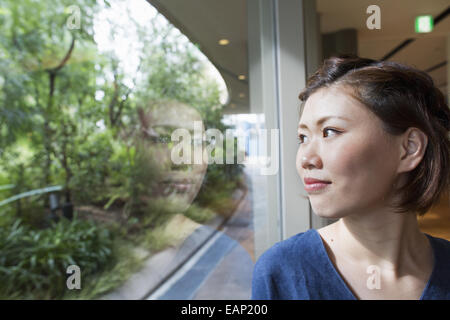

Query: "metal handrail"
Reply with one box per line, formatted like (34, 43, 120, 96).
(0, 184, 15, 191)
(0, 185, 62, 207)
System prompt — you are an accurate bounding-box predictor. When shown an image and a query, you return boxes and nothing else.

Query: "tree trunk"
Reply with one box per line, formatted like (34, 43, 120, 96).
(42, 36, 76, 206)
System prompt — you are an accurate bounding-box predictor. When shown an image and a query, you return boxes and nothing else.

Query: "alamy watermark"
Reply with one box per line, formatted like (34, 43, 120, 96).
(366, 5, 381, 30)
(66, 5, 81, 30)
(66, 264, 81, 290)
(366, 265, 381, 290)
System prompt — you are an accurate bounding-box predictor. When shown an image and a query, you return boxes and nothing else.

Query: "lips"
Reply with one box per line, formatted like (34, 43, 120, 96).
(160, 180, 194, 195)
(304, 177, 331, 185)
(303, 177, 331, 193)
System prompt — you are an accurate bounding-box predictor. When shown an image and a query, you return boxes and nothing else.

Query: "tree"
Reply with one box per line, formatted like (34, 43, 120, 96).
(0, 0, 240, 224)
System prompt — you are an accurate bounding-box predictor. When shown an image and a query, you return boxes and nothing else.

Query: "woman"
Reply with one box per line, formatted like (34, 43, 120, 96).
(251, 55, 450, 300)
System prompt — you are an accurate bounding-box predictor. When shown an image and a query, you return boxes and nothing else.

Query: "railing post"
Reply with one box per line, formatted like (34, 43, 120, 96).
(49, 193, 60, 222)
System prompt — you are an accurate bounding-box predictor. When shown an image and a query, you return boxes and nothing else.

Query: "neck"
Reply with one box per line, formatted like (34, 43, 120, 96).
(333, 209, 431, 276)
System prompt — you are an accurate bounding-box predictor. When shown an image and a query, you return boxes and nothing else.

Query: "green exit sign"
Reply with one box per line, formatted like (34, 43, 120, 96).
(415, 15, 434, 33)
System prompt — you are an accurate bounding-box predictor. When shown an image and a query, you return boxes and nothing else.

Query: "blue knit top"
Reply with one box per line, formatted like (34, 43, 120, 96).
(252, 228, 450, 300)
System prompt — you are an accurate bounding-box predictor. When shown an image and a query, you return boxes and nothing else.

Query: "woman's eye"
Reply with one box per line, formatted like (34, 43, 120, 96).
(297, 128, 340, 145)
(323, 128, 339, 137)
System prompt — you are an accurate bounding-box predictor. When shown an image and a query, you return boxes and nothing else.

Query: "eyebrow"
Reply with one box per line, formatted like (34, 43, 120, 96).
(298, 116, 350, 130)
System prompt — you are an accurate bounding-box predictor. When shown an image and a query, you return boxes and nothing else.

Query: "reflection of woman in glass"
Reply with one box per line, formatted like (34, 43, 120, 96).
(252, 55, 450, 300)
(138, 100, 207, 212)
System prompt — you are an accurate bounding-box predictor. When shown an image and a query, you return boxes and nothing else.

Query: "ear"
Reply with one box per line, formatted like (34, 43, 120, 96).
(397, 127, 428, 174)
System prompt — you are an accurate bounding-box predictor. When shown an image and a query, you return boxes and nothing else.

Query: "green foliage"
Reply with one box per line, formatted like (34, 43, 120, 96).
(62, 240, 144, 300)
(138, 224, 175, 254)
(183, 203, 215, 224)
(69, 131, 115, 204)
(0, 0, 100, 148)
(0, 0, 246, 300)
(0, 216, 114, 299)
(195, 137, 245, 213)
(137, 197, 184, 232)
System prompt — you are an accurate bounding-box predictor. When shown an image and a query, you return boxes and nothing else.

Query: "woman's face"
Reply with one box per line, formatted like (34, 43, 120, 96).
(145, 102, 207, 212)
(296, 86, 403, 219)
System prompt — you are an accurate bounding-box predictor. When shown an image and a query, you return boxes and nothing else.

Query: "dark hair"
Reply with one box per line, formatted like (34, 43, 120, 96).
(298, 54, 450, 216)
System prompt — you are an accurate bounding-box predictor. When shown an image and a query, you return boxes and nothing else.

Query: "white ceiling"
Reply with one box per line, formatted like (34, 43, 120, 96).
(146, 0, 449, 114)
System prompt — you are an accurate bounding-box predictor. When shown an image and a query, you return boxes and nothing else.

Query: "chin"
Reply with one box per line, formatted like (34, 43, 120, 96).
(310, 203, 347, 220)
(313, 211, 343, 220)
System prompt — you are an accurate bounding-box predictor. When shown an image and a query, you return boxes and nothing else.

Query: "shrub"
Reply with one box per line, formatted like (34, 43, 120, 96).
(0, 216, 114, 299)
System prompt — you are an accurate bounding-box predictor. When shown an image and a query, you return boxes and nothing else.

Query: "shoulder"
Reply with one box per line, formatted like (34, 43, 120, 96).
(253, 229, 318, 275)
(251, 229, 319, 299)
(428, 234, 450, 258)
(424, 234, 450, 299)
(428, 234, 450, 265)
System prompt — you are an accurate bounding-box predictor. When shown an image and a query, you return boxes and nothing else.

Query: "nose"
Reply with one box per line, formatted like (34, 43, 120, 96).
(299, 145, 323, 170)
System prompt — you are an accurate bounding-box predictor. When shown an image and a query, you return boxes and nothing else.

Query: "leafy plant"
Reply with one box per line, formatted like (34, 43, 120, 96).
(0, 0, 246, 300)
(0, 216, 114, 299)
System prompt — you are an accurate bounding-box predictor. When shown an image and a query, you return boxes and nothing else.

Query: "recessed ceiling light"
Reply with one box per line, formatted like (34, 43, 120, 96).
(238, 75, 246, 80)
(218, 39, 230, 45)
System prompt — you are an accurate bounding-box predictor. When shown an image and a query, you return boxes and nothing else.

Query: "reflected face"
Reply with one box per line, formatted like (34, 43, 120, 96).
(296, 86, 402, 219)
(144, 102, 207, 211)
